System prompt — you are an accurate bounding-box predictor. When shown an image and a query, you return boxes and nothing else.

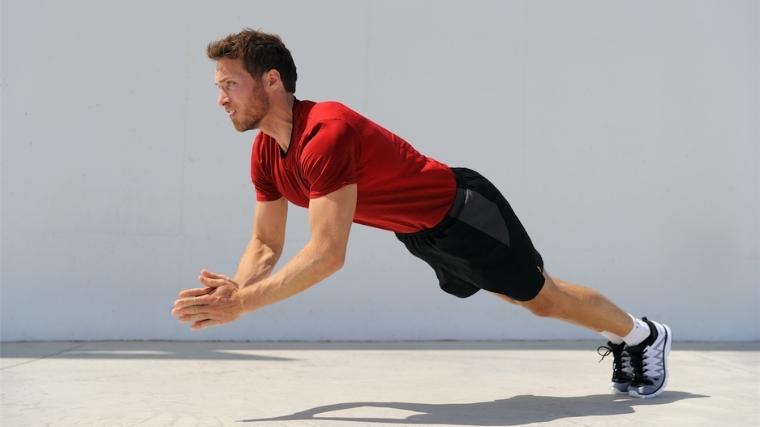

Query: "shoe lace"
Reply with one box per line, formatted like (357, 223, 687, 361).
(628, 345, 656, 385)
(597, 345, 614, 363)
(597, 344, 630, 381)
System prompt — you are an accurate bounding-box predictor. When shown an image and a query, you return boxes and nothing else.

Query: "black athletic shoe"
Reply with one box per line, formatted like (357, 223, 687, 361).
(626, 317, 672, 399)
(598, 341, 633, 394)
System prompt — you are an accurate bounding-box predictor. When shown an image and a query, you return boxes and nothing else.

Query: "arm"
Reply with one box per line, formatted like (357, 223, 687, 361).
(171, 187, 354, 330)
(233, 197, 288, 288)
(171, 196, 288, 330)
(238, 183, 357, 312)
(173, 120, 359, 330)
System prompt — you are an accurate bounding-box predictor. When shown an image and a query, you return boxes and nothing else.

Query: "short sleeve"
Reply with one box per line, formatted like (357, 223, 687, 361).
(250, 135, 282, 201)
(300, 120, 359, 199)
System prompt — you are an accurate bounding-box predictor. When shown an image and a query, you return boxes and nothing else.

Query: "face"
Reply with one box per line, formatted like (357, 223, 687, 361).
(214, 58, 270, 132)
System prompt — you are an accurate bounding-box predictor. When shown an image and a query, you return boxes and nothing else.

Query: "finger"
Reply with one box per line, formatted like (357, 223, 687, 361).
(201, 269, 230, 281)
(179, 313, 212, 323)
(192, 319, 217, 330)
(174, 295, 215, 309)
(172, 303, 208, 317)
(198, 275, 228, 288)
(178, 287, 214, 298)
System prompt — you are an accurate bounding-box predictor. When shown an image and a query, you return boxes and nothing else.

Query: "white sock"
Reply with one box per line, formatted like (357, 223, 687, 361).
(600, 331, 624, 345)
(622, 315, 651, 346)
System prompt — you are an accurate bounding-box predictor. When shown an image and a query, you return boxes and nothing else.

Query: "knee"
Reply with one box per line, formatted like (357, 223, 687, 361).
(494, 291, 557, 317)
(520, 275, 563, 318)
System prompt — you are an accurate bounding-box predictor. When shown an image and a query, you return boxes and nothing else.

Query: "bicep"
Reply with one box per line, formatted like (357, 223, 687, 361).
(307, 184, 357, 263)
(252, 197, 288, 252)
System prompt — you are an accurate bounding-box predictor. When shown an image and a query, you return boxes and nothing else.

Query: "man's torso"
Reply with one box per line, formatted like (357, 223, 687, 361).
(251, 99, 456, 233)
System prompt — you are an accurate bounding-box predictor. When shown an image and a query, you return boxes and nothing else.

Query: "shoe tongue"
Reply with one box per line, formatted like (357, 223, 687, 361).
(643, 320, 658, 345)
(608, 342, 625, 355)
(609, 341, 625, 350)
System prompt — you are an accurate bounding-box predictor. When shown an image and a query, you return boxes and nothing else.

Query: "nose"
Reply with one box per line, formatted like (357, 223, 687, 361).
(217, 89, 229, 107)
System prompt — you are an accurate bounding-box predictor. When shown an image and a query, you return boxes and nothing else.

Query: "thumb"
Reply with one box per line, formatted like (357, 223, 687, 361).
(198, 273, 228, 288)
(201, 269, 231, 281)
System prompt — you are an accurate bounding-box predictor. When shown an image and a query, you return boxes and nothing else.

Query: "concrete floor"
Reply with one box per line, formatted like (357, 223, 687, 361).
(1, 341, 757, 427)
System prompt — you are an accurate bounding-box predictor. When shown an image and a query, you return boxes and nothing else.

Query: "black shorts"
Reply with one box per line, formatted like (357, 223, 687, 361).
(395, 167, 545, 301)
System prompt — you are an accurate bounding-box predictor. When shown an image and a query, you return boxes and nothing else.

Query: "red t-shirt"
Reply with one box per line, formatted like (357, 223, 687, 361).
(251, 99, 456, 233)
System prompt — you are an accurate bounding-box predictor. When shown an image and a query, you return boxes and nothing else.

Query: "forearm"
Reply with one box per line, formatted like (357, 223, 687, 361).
(238, 241, 343, 312)
(233, 237, 282, 288)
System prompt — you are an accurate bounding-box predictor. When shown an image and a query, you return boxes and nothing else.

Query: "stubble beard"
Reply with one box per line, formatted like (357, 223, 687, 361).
(233, 114, 258, 132)
(233, 85, 271, 132)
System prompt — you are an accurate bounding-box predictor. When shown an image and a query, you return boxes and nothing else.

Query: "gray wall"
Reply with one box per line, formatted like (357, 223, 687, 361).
(2, 0, 758, 341)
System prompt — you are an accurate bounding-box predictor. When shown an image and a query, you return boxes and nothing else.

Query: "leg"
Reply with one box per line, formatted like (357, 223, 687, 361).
(493, 270, 672, 398)
(492, 270, 633, 337)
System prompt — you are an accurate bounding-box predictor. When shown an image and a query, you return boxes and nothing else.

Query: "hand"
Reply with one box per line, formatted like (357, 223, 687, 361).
(172, 269, 245, 331)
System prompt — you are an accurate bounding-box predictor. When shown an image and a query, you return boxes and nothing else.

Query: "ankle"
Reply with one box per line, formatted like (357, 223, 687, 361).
(622, 315, 651, 346)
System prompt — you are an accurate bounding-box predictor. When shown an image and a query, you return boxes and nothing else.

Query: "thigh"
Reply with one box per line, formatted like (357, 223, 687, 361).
(442, 168, 546, 301)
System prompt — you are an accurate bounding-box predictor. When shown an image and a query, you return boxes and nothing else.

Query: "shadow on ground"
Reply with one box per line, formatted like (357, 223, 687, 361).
(239, 391, 707, 426)
(1, 341, 757, 362)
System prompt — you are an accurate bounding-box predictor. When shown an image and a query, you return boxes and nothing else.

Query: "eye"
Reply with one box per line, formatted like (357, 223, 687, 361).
(226, 81, 235, 88)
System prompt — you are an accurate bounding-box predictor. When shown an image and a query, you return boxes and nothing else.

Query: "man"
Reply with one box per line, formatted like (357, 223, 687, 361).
(171, 29, 672, 399)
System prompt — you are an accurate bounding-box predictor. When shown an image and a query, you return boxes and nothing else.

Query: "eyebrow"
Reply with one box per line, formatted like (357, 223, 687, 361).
(214, 77, 232, 87)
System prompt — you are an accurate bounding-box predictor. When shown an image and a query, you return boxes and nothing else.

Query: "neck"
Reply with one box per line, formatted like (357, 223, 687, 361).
(259, 94, 295, 152)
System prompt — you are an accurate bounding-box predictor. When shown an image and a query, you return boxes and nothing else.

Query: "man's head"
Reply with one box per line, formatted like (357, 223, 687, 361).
(207, 29, 297, 132)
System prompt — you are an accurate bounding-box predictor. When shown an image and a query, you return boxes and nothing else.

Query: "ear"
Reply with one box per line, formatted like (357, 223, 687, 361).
(264, 69, 282, 89)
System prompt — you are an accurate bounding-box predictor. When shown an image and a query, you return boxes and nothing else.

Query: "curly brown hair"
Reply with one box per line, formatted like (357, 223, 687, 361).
(207, 28, 297, 93)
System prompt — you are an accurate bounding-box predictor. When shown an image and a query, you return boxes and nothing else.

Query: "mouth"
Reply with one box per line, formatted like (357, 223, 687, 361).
(228, 110, 236, 118)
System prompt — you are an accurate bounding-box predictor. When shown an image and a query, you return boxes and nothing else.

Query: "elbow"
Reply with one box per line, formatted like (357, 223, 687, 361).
(325, 252, 345, 272)
(310, 239, 347, 273)
(320, 246, 345, 273)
